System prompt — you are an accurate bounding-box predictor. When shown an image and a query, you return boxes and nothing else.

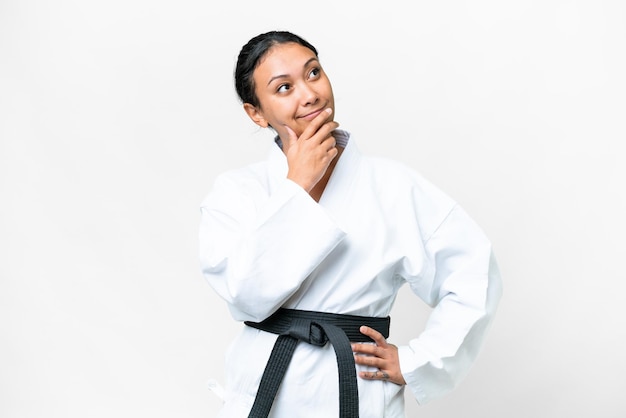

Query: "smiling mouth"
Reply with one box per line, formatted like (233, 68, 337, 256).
(299, 108, 325, 120)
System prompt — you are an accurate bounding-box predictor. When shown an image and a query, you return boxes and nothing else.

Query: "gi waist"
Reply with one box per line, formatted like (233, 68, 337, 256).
(244, 308, 391, 418)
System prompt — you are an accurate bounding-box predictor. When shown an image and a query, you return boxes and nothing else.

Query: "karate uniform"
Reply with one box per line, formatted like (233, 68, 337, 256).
(199, 130, 502, 417)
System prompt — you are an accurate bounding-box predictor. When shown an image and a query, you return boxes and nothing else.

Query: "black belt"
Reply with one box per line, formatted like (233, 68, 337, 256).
(244, 308, 391, 418)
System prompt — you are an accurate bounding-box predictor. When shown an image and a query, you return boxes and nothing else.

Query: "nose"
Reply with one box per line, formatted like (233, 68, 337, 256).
(298, 82, 319, 107)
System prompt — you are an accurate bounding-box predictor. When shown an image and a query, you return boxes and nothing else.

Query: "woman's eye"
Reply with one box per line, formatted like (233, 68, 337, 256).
(309, 68, 321, 79)
(277, 84, 291, 93)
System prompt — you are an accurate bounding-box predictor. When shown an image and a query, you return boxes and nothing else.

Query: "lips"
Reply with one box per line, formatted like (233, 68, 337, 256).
(298, 108, 325, 121)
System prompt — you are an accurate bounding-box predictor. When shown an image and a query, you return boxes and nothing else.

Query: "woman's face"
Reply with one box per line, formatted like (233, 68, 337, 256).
(244, 42, 335, 141)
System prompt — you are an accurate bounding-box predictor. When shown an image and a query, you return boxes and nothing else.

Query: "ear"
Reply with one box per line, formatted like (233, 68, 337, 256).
(243, 103, 269, 128)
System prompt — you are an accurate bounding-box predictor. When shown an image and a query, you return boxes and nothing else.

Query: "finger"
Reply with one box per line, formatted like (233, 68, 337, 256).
(312, 107, 334, 129)
(323, 134, 336, 151)
(283, 124, 298, 147)
(360, 325, 389, 348)
(307, 122, 340, 147)
(351, 342, 382, 357)
(353, 352, 385, 369)
(360, 370, 390, 381)
(301, 108, 335, 141)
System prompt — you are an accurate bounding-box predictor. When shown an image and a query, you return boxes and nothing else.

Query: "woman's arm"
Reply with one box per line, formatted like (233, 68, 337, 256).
(199, 172, 346, 322)
(398, 204, 503, 404)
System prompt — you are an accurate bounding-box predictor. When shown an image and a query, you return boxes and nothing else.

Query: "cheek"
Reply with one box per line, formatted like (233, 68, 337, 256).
(321, 77, 334, 96)
(266, 101, 294, 124)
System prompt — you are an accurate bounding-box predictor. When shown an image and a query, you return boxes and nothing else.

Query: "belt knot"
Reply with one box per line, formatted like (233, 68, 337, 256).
(284, 318, 328, 346)
(244, 308, 390, 418)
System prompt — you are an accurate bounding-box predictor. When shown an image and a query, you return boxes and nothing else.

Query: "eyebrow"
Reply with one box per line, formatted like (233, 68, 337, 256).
(266, 57, 320, 87)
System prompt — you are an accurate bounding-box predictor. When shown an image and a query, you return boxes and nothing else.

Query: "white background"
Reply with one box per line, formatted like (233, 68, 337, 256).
(1, 1, 625, 417)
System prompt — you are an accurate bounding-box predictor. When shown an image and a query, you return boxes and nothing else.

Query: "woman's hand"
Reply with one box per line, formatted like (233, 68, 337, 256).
(352, 326, 407, 386)
(283, 108, 339, 193)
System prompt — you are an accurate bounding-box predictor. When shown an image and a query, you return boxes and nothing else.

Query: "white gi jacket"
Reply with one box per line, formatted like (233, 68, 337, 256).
(199, 130, 502, 417)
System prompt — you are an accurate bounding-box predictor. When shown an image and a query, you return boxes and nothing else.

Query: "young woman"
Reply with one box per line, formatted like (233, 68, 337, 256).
(199, 31, 502, 418)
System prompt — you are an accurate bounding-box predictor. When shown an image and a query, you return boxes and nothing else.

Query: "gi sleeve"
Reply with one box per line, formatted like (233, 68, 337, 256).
(199, 171, 346, 322)
(397, 204, 503, 405)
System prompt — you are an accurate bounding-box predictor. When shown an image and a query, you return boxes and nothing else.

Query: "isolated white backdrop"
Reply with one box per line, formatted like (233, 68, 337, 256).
(1, 1, 625, 417)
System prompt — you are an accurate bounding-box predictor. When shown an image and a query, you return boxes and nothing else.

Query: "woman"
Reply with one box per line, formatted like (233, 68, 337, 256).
(199, 31, 502, 418)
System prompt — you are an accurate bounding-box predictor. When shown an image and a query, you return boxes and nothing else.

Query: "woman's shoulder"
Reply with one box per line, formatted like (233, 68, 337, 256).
(359, 153, 459, 230)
